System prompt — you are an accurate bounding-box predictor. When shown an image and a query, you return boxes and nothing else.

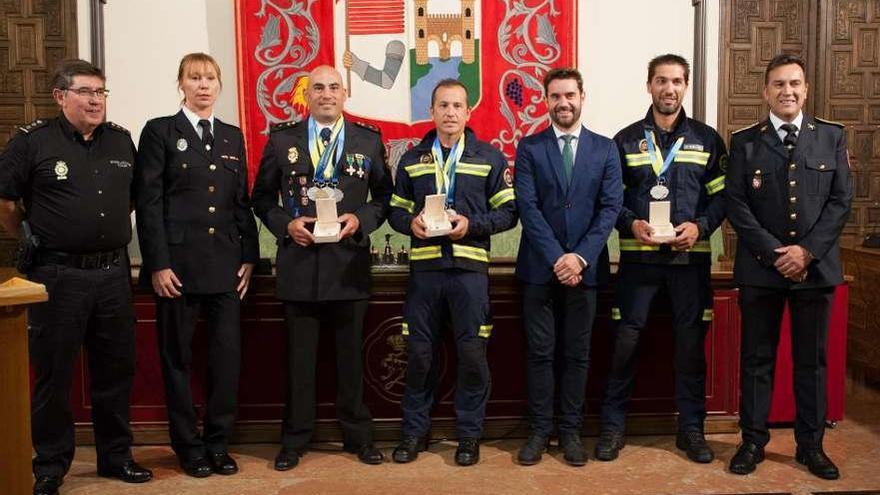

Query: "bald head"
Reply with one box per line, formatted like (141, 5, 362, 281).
(307, 65, 347, 124)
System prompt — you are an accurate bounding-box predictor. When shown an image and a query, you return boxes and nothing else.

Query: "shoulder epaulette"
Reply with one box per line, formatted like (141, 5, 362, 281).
(731, 122, 759, 135)
(270, 120, 299, 133)
(814, 117, 845, 128)
(106, 121, 131, 135)
(17, 119, 49, 134)
(353, 120, 380, 134)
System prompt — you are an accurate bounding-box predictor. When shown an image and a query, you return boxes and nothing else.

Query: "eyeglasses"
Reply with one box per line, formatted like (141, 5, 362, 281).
(65, 87, 110, 99)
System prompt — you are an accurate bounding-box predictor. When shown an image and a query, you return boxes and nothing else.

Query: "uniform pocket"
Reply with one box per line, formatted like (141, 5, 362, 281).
(804, 158, 836, 196)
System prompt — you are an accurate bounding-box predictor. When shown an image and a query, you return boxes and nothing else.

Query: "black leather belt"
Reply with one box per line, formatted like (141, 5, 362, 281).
(35, 248, 125, 269)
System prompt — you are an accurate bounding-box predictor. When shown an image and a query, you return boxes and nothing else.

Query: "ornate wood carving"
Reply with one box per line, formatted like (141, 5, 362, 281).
(0, 0, 77, 265)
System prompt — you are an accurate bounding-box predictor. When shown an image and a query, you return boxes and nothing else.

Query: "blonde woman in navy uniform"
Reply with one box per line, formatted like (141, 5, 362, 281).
(135, 53, 259, 478)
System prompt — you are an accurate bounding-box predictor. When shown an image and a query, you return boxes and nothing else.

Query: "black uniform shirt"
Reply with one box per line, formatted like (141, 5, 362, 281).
(0, 115, 136, 252)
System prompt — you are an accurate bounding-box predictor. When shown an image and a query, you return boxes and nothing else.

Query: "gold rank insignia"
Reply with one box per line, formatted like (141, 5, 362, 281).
(288, 147, 299, 164)
(420, 153, 432, 164)
(54, 161, 69, 181)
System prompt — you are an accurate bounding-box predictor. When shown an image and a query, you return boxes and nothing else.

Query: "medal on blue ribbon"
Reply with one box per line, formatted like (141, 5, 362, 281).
(645, 130, 684, 200)
(307, 117, 345, 202)
(431, 133, 465, 215)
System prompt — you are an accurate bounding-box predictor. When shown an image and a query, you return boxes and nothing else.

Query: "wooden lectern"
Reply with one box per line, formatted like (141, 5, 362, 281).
(0, 276, 47, 494)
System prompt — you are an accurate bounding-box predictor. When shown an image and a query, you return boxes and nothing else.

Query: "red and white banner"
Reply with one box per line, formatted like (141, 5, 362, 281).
(235, 0, 578, 189)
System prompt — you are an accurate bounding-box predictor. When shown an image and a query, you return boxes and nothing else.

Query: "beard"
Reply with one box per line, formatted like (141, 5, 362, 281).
(550, 104, 581, 128)
(652, 95, 681, 116)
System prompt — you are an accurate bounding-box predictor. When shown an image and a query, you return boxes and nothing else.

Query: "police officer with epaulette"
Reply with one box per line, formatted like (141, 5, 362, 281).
(0, 59, 152, 495)
(726, 54, 852, 480)
(251, 65, 392, 470)
(388, 79, 518, 466)
(595, 54, 727, 464)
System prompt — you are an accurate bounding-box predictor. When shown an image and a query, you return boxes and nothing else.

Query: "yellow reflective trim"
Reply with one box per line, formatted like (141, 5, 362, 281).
(401, 322, 409, 336)
(390, 194, 415, 214)
(674, 150, 711, 166)
(488, 188, 515, 209)
(456, 162, 492, 177)
(702, 309, 714, 322)
(452, 244, 489, 263)
(706, 175, 725, 195)
(619, 239, 712, 253)
(625, 153, 652, 167)
(404, 163, 434, 178)
(611, 307, 621, 320)
(478, 324, 493, 338)
(410, 245, 442, 261)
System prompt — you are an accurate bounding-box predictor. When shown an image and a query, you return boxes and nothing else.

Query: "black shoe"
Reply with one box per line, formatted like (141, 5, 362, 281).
(517, 434, 549, 466)
(208, 452, 239, 475)
(728, 442, 764, 475)
(33, 475, 62, 495)
(455, 438, 480, 466)
(392, 436, 427, 463)
(796, 447, 840, 480)
(97, 459, 153, 483)
(675, 430, 715, 464)
(179, 456, 213, 478)
(345, 443, 385, 465)
(594, 430, 625, 461)
(274, 449, 301, 471)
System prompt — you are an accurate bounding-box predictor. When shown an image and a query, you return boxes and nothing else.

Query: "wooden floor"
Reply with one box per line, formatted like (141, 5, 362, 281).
(59, 378, 880, 495)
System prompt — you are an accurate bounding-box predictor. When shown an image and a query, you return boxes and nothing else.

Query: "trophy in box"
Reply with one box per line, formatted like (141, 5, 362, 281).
(423, 193, 453, 237)
(648, 200, 676, 243)
(312, 195, 341, 243)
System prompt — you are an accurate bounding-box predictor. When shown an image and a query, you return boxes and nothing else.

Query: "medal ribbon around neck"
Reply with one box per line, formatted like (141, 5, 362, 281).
(645, 129, 684, 179)
(308, 116, 345, 186)
(431, 133, 465, 208)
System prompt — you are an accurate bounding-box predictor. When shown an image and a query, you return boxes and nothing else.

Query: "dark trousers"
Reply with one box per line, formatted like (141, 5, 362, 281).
(521, 281, 597, 437)
(156, 292, 241, 459)
(401, 270, 492, 439)
(281, 300, 373, 451)
(27, 262, 135, 478)
(739, 285, 834, 448)
(600, 263, 712, 433)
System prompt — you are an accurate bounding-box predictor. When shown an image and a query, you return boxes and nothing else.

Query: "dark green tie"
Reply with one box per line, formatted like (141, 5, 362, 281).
(561, 134, 574, 184)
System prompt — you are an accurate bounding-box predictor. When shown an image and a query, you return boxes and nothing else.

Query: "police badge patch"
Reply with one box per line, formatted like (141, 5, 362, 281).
(638, 139, 648, 153)
(54, 161, 68, 180)
(420, 153, 432, 164)
(176, 138, 188, 151)
(503, 166, 514, 187)
(752, 170, 762, 189)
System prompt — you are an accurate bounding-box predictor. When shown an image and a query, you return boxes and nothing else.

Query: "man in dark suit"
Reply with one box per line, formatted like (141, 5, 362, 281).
(726, 53, 852, 480)
(135, 53, 259, 478)
(251, 65, 392, 470)
(514, 67, 623, 466)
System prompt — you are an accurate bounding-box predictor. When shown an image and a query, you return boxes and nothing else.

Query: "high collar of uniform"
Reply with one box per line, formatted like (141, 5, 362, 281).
(416, 127, 477, 155)
(58, 112, 103, 142)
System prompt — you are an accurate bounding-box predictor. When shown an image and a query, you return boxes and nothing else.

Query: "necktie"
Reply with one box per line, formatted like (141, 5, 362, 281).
(561, 134, 574, 184)
(198, 119, 213, 148)
(320, 127, 332, 146)
(780, 123, 798, 151)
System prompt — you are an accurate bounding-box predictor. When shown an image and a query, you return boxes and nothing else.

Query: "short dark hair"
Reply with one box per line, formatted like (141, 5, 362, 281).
(542, 67, 583, 95)
(50, 59, 105, 90)
(648, 54, 690, 83)
(764, 53, 807, 84)
(431, 79, 469, 106)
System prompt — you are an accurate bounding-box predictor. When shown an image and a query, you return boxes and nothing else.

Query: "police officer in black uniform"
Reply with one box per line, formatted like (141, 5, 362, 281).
(595, 54, 727, 464)
(0, 59, 152, 495)
(251, 65, 391, 470)
(726, 54, 852, 480)
(388, 79, 517, 466)
(135, 53, 259, 478)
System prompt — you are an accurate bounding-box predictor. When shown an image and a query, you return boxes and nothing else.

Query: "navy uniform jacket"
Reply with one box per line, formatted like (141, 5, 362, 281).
(614, 108, 727, 265)
(251, 118, 392, 302)
(135, 110, 259, 294)
(515, 124, 623, 287)
(725, 115, 852, 289)
(388, 128, 517, 272)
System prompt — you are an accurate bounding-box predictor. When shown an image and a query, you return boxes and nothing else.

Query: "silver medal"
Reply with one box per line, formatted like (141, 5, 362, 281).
(446, 208, 457, 218)
(330, 188, 345, 202)
(650, 184, 669, 200)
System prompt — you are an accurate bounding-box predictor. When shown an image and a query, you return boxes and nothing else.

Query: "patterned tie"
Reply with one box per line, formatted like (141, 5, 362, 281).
(561, 134, 575, 184)
(320, 127, 332, 146)
(780, 123, 798, 151)
(198, 119, 213, 148)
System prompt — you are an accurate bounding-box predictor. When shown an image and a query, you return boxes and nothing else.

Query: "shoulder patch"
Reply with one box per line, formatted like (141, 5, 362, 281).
(814, 116, 845, 128)
(270, 120, 299, 133)
(106, 121, 131, 135)
(731, 122, 759, 135)
(353, 120, 380, 134)
(17, 119, 49, 134)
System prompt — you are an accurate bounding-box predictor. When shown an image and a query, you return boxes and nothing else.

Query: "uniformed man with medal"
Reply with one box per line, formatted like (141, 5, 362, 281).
(251, 65, 392, 470)
(594, 54, 728, 465)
